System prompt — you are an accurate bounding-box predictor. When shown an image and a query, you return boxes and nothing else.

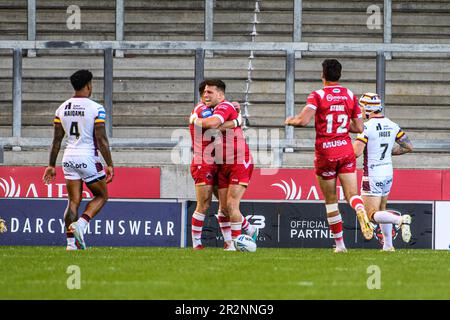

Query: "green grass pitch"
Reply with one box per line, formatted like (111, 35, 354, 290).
(1, 246, 449, 300)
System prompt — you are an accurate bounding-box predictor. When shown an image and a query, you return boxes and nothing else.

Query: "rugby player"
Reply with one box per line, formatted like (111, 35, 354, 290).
(43, 69, 113, 251)
(353, 92, 413, 251)
(285, 59, 373, 252)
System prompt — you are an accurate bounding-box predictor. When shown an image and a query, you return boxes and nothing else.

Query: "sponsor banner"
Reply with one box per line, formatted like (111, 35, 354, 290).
(443, 171, 450, 200)
(0, 167, 160, 198)
(435, 202, 450, 250)
(245, 169, 446, 201)
(0, 199, 181, 247)
(186, 201, 278, 248)
(186, 201, 433, 249)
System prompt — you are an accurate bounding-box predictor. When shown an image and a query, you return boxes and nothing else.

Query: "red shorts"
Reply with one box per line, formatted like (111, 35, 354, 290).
(217, 163, 254, 189)
(314, 153, 356, 180)
(190, 163, 218, 186)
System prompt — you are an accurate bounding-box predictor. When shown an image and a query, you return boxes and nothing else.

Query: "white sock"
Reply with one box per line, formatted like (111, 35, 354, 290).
(77, 216, 89, 233)
(380, 223, 393, 249)
(373, 211, 402, 225)
(335, 238, 346, 250)
(67, 237, 75, 246)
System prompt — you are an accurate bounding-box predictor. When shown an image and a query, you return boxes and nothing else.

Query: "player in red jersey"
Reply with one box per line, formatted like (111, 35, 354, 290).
(285, 59, 373, 252)
(189, 81, 255, 250)
(193, 79, 258, 251)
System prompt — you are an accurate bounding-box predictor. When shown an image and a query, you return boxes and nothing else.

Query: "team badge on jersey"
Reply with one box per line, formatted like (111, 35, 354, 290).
(201, 109, 213, 118)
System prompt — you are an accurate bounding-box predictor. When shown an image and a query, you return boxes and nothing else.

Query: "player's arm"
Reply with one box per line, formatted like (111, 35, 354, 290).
(194, 103, 235, 129)
(392, 133, 413, 156)
(218, 108, 242, 131)
(43, 122, 65, 184)
(350, 97, 364, 133)
(94, 123, 114, 183)
(353, 139, 366, 158)
(349, 118, 364, 133)
(194, 116, 222, 129)
(285, 106, 315, 127)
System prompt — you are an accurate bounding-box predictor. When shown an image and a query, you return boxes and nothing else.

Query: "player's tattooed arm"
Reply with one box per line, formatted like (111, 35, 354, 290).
(94, 123, 113, 167)
(48, 123, 65, 167)
(43, 123, 65, 184)
(95, 123, 114, 183)
(392, 134, 413, 155)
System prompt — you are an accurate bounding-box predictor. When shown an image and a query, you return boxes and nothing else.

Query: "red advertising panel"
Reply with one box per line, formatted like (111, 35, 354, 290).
(443, 171, 450, 200)
(245, 168, 445, 201)
(0, 167, 160, 199)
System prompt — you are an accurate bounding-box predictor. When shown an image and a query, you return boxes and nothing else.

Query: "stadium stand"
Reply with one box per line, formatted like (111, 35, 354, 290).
(0, 0, 449, 180)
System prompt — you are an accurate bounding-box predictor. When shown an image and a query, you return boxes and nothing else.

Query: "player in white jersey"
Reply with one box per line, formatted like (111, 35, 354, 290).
(43, 70, 114, 251)
(353, 93, 413, 251)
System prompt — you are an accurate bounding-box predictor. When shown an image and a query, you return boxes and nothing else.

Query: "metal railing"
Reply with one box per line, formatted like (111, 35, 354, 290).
(0, 0, 447, 159)
(2, 40, 450, 143)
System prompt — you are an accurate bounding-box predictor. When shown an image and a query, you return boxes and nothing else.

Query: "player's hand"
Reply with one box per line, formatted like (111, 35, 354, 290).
(285, 117, 296, 126)
(105, 166, 114, 184)
(233, 112, 243, 128)
(42, 166, 56, 184)
(0, 218, 7, 233)
(189, 112, 198, 125)
(232, 101, 241, 113)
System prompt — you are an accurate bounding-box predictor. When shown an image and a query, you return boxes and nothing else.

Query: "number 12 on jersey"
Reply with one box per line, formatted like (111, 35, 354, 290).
(326, 114, 348, 133)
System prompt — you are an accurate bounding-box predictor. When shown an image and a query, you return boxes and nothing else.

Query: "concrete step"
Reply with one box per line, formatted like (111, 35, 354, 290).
(3, 147, 449, 169)
(2, 126, 447, 142)
(282, 150, 450, 169)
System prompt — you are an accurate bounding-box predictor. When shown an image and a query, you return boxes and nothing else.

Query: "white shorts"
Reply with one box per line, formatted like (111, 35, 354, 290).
(62, 154, 106, 184)
(361, 175, 393, 197)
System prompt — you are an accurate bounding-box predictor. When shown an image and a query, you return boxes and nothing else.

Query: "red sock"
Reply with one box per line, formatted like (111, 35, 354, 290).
(241, 216, 250, 231)
(349, 195, 365, 211)
(217, 213, 231, 242)
(327, 214, 343, 241)
(231, 222, 241, 239)
(191, 212, 205, 247)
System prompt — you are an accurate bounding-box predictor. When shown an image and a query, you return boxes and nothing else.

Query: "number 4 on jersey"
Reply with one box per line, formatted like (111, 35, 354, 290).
(70, 122, 80, 139)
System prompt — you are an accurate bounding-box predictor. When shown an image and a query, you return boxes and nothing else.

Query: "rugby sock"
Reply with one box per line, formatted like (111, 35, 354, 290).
(380, 223, 393, 249)
(241, 216, 256, 236)
(231, 222, 242, 239)
(327, 214, 345, 249)
(191, 212, 205, 247)
(349, 195, 365, 211)
(217, 211, 232, 242)
(373, 211, 402, 225)
(66, 232, 75, 247)
(77, 213, 91, 233)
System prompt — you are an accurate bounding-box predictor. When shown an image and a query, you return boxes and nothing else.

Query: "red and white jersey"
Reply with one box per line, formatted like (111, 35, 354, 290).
(212, 100, 251, 165)
(189, 102, 215, 165)
(306, 85, 362, 158)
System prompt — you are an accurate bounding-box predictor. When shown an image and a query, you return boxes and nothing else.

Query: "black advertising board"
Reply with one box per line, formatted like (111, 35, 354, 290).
(186, 201, 433, 249)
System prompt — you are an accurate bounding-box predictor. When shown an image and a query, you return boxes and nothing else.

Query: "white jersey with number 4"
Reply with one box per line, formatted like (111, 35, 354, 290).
(54, 97, 106, 157)
(356, 116, 405, 177)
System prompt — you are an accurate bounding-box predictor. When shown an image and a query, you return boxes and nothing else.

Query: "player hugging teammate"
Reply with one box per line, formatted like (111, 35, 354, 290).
(189, 79, 258, 251)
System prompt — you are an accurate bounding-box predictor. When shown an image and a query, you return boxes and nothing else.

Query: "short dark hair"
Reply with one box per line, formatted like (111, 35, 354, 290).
(203, 79, 226, 93)
(70, 69, 93, 91)
(322, 59, 342, 82)
(199, 80, 207, 95)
